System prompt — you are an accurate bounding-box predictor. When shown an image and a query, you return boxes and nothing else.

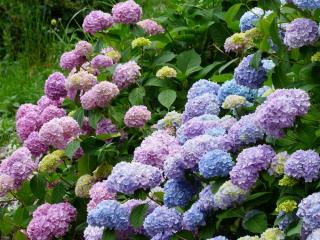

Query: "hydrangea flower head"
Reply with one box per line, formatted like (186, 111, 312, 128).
(143, 206, 182, 237)
(198, 149, 234, 178)
(74, 41, 93, 57)
(0, 174, 15, 197)
(284, 18, 319, 49)
(75, 174, 95, 198)
(91, 55, 113, 69)
(112, 61, 141, 89)
(222, 95, 247, 109)
(187, 79, 220, 100)
(24, 131, 49, 157)
(124, 105, 151, 128)
(96, 118, 118, 136)
(240, 8, 271, 32)
(292, 0, 320, 10)
(234, 54, 267, 89)
(218, 79, 257, 103)
(164, 179, 196, 207)
(260, 228, 285, 240)
(182, 202, 206, 230)
(137, 19, 165, 35)
(38, 150, 64, 173)
(40, 105, 66, 125)
(285, 150, 320, 182)
(156, 66, 177, 79)
(88, 180, 116, 211)
(198, 185, 216, 212)
(134, 130, 181, 169)
(65, 70, 98, 92)
(45, 72, 67, 100)
(157, 111, 182, 130)
(131, 37, 151, 48)
(276, 200, 297, 213)
(307, 229, 320, 240)
(16, 111, 41, 141)
(60, 50, 85, 71)
(16, 103, 40, 120)
(268, 151, 290, 176)
(83, 10, 113, 34)
(37, 96, 62, 111)
(84, 225, 104, 240)
(87, 200, 120, 228)
(163, 152, 186, 180)
(101, 47, 121, 63)
(112, 0, 142, 24)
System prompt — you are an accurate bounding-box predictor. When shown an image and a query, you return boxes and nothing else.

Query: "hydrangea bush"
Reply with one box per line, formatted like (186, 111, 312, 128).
(2, 0, 320, 240)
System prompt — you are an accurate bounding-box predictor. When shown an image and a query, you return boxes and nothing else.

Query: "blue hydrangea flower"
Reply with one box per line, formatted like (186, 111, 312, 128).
(187, 79, 220, 100)
(261, 59, 276, 72)
(217, 79, 257, 103)
(198, 149, 234, 178)
(240, 8, 271, 32)
(143, 206, 182, 237)
(293, 0, 320, 10)
(207, 237, 229, 240)
(307, 229, 320, 240)
(205, 128, 226, 137)
(234, 54, 268, 89)
(198, 185, 216, 212)
(164, 179, 196, 207)
(164, 152, 186, 180)
(182, 202, 206, 230)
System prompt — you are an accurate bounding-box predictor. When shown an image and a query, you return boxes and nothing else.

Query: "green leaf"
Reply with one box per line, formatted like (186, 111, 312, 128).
(78, 155, 99, 175)
(129, 87, 146, 105)
(224, 4, 242, 31)
(287, 221, 302, 237)
(51, 182, 65, 203)
(13, 207, 30, 228)
(171, 230, 195, 240)
(13, 231, 27, 240)
(242, 211, 268, 234)
(158, 89, 176, 109)
(73, 108, 85, 127)
(194, 61, 224, 79)
(65, 139, 81, 159)
(153, 51, 176, 65)
(216, 207, 245, 229)
(176, 49, 201, 75)
(30, 174, 46, 200)
(102, 229, 117, 240)
(129, 203, 149, 228)
(250, 51, 262, 69)
(218, 58, 238, 74)
(88, 110, 103, 129)
(211, 73, 233, 83)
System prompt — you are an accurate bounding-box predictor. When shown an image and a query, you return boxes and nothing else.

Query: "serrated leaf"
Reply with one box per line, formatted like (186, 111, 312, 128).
(224, 4, 241, 31)
(176, 49, 201, 75)
(129, 87, 146, 105)
(129, 204, 149, 228)
(30, 174, 46, 200)
(65, 139, 81, 159)
(158, 89, 176, 109)
(153, 51, 176, 65)
(242, 211, 268, 233)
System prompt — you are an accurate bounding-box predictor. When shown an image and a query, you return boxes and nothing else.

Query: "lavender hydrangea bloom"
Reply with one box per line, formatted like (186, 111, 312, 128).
(297, 192, 320, 237)
(74, 41, 93, 57)
(96, 118, 118, 136)
(137, 19, 165, 35)
(66, 70, 98, 93)
(207, 237, 229, 240)
(284, 18, 319, 49)
(183, 93, 220, 122)
(133, 130, 181, 169)
(16, 103, 40, 120)
(182, 202, 206, 230)
(307, 229, 320, 240)
(45, 72, 67, 100)
(214, 181, 248, 210)
(84, 225, 104, 240)
(292, 0, 320, 10)
(80, 81, 119, 110)
(255, 89, 310, 138)
(198, 149, 234, 178)
(83, 10, 113, 34)
(112, 61, 141, 89)
(240, 8, 270, 32)
(197, 185, 216, 212)
(182, 135, 229, 170)
(227, 114, 265, 151)
(112, 0, 142, 24)
(0, 174, 15, 197)
(284, 150, 320, 182)
(105, 162, 162, 195)
(88, 181, 116, 211)
(60, 50, 85, 71)
(16, 111, 41, 141)
(143, 206, 182, 237)
(234, 54, 267, 89)
(27, 202, 76, 240)
(91, 55, 113, 69)
(268, 151, 290, 176)
(164, 179, 196, 207)
(218, 79, 257, 103)
(40, 105, 66, 125)
(187, 79, 220, 100)
(24, 131, 49, 157)
(87, 200, 120, 228)
(37, 95, 62, 111)
(230, 145, 275, 190)
(163, 152, 186, 180)
(124, 105, 151, 128)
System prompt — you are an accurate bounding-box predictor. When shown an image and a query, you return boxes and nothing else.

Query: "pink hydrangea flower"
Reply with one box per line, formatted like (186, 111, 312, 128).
(74, 40, 93, 57)
(60, 50, 86, 71)
(16, 111, 41, 141)
(83, 10, 113, 34)
(112, 0, 142, 24)
(137, 19, 165, 35)
(87, 181, 116, 211)
(40, 105, 66, 125)
(45, 72, 67, 100)
(24, 131, 49, 157)
(37, 96, 62, 111)
(16, 103, 40, 120)
(124, 105, 151, 128)
(112, 61, 141, 89)
(0, 174, 15, 197)
(91, 54, 113, 69)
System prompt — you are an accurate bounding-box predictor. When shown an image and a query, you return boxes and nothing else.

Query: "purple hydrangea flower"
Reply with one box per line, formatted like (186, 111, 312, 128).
(96, 118, 118, 136)
(105, 162, 162, 195)
(307, 229, 320, 240)
(60, 50, 85, 71)
(112, 0, 142, 24)
(182, 202, 206, 230)
(0, 147, 36, 188)
(84, 225, 104, 240)
(285, 150, 320, 182)
(83, 10, 113, 34)
(164, 152, 186, 180)
(198, 185, 216, 212)
(16, 111, 41, 141)
(292, 0, 320, 10)
(143, 206, 182, 238)
(207, 237, 229, 240)
(40, 105, 66, 125)
(45, 72, 67, 100)
(137, 19, 165, 35)
(183, 93, 220, 122)
(124, 105, 151, 128)
(27, 202, 76, 240)
(80, 81, 119, 110)
(284, 18, 319, 49)
(74, 41, 93, 57)
(164, 179, 196, 207)
(214, 180, 248, 210)
(198, 149, 234, 178)
(88, 181, 116, 211)
(91, 55, 113, 69)
(16, 103, 40, 120)
(234, 54, 267, 89)
(24, 131, 49, 157)
(0, 174, 15, 197)
(187, 79, 220, 100)
(133, 130, 181, 169)
(240, 8, 270, 32)
(230, 145, 275, 190)
(255, 89, 310, 138)
(65, 70, 98, 93)
(112, 61, 141, 89)
(37, 96, 62, 111)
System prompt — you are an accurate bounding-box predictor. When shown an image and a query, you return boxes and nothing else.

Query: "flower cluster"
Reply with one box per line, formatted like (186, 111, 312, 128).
(112, 61, 141, 89)
(124, 105, 151, 128)
(137, 19, 165, 35)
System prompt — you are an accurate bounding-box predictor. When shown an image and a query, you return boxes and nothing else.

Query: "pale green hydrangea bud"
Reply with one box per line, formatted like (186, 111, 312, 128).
(260, 228, 285, 240)
(237, 236, 259, 240)
(75, 174, 95, 198)
(131, 37, 152, 48)
(268, 152, 289, 176)
(93, 162, 113, 180)
(222, 95, 247, 109)
(276, 200, 297, 213)
(38, 150, 64, 173)
(156, 66, 177, 79)
(311, 52, 320, 62)
(278, 175, 298, 187)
